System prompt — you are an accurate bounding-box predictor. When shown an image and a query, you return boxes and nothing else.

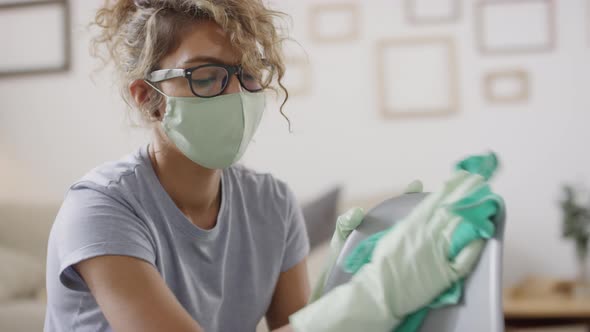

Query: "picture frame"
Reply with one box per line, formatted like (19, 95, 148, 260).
(405, 0, 461, 25)
(483, 69, 530, 103)
(308, 3, 360, 43)
(376, 37, 459, 118)
(475, 0, 556, 55)
(283, 56, 312, 97)
(0, 0, 71, 78)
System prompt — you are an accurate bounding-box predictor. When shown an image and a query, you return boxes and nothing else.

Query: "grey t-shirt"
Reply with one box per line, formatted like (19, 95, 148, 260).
(44, 145, 310, 332)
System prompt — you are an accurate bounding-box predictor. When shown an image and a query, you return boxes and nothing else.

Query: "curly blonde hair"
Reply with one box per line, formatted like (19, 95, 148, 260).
(92, 0, 289, 125)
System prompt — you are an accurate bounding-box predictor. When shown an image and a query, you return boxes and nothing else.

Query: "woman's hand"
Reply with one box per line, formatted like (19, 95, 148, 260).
(308, 207, 365, 302)
(289, 171, 498, 332)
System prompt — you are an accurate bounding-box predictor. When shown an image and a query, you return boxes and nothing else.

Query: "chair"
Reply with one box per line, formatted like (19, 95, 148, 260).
(322, 192, 506, 332)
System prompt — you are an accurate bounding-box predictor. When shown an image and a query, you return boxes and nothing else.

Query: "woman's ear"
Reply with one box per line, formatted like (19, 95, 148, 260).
(129, 79, 151, 107)
(129, 79, 161, 119)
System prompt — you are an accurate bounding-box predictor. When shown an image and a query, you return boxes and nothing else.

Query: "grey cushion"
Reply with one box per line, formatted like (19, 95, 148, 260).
(301, 187, 341, 249)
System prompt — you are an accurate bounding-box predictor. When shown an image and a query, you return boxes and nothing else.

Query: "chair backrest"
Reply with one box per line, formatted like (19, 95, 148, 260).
(322, 192, 506, 332)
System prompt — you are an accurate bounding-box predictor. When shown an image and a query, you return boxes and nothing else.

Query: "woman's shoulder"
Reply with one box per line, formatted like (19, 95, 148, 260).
(54, 147, 152, 233)
(69, 146, 149, 198)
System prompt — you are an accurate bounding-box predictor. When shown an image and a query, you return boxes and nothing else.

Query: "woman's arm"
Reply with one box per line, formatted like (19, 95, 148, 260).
(266, 259, 311, 331)
(75, 255, 205, 332)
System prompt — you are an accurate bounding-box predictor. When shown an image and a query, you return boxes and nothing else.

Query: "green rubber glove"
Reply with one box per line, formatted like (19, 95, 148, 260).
(289, 170, 488, 332)
(309, 180, 423, 303)
(309, 207, 365, 303)
(404, 180, 424, 194)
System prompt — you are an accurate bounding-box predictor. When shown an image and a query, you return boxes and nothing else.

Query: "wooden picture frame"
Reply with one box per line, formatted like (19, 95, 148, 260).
(483, 69, 530, 103)
(475, 0, 555, 55)
(376, 37, 459, 118)
(283, 56, 312, 97)
(405, 0, 461, 25)
(309, 3, 360, 43)
(0, 0, 71, 78)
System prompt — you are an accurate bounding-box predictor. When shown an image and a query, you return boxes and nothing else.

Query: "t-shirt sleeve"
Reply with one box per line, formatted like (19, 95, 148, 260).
(280, 185, 310, 272)
(52, 186, 156, 292)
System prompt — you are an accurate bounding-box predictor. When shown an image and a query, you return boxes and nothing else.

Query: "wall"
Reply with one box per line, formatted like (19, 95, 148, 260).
(1, 0, 589, 286)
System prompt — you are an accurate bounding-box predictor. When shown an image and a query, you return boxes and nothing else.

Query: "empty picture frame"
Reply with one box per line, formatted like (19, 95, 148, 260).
(405, 0, 461, 25)
(376, 37, 459, 118)
(483, 69, 530, 103)
(475, 0, 555, 55)
(309, 3, 359, 43)
(283, 57, 312, 97)
(0, 0, 71, 77)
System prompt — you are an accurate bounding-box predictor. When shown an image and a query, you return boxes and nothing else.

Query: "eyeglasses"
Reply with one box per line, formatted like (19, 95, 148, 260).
(147, 63, 271, 98)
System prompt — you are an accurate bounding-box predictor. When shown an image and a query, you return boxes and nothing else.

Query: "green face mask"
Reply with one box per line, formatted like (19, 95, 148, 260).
(149, 86, 265, 169)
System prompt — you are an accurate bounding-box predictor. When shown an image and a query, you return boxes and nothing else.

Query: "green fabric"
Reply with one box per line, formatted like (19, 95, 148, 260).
(342, 152, 503, 332)
(344, 230, 388, 274)
(455, 152, 498, 181)
(448, 184, 498, 258)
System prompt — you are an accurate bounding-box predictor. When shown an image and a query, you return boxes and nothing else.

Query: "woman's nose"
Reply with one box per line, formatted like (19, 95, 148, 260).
(223, 74, 242, 94)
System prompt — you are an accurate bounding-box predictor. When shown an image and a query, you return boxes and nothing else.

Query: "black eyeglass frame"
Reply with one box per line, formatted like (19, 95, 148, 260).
(147, 63, 266, 98)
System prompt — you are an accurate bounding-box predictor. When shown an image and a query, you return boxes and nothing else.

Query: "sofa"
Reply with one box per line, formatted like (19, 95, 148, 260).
(0, 202, 57, 332)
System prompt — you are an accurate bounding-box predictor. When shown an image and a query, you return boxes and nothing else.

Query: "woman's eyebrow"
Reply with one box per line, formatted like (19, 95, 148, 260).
(182, 55, 232, 65)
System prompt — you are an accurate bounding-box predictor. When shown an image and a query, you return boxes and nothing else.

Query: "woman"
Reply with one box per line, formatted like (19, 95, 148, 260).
(44, 1, 483, 331)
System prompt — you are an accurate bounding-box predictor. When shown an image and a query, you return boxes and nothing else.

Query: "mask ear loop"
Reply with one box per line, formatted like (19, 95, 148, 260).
(143, 80, 169, 120)
(144, 80, 169, 97)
